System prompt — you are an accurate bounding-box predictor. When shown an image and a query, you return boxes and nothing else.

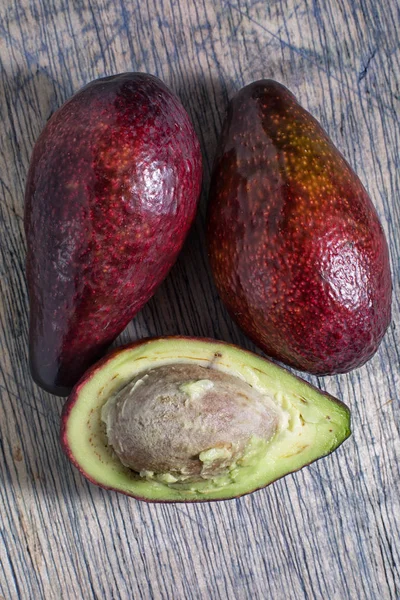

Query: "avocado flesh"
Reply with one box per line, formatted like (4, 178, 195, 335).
(61, 337, 351, 502)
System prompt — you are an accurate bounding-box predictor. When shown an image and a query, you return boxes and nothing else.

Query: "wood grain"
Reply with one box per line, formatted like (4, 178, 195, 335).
(0, 0, 399, 598)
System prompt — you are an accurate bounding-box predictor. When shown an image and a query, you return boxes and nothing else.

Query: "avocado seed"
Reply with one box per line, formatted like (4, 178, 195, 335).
(101, 363, 279, 482)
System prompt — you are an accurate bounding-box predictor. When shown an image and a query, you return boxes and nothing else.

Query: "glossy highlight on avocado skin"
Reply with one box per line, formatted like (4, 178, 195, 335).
(207, 80, 391, 375)
(25, 73, 202, 396)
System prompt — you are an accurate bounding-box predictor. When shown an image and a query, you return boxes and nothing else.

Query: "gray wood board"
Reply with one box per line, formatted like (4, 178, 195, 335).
(0, 0, 399, 598)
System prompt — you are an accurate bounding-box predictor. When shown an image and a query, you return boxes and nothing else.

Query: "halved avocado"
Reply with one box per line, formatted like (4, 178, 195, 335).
(60, 337, 351, 502)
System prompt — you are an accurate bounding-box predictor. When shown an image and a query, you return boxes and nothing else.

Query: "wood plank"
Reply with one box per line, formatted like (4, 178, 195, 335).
(0, 0, 398, 598)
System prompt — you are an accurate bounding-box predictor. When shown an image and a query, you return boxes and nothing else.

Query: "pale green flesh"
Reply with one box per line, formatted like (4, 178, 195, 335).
(66, 338, 351, 501)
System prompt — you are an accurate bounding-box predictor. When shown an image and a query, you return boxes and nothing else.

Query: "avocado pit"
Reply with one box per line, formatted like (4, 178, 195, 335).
(101, 363, 280, 483)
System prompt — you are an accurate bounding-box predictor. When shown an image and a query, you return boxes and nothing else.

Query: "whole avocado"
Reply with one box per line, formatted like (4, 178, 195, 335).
(25, 73, 202, 396)
(207, 80, 391, 375)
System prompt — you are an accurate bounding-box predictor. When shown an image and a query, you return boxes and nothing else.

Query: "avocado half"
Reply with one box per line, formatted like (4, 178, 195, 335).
(61, 337, 351, 502)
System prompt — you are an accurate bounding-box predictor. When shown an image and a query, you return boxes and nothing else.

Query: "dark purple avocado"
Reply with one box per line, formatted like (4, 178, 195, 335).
(207, 79, 392, 375)
(25, 73, 202, 396)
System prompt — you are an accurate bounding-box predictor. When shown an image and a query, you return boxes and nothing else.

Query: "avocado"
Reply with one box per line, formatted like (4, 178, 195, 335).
(60, 337, 351, 502)
(207, 79, 392, 375)
(24, 73, 202, 396)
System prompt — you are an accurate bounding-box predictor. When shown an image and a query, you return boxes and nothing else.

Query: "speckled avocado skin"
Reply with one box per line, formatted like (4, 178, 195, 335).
(207, 80, 392, 375)
(25, 73, 202, 396)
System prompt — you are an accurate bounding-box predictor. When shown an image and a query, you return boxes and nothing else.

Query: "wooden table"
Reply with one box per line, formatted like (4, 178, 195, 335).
(0, 0, 399, 598)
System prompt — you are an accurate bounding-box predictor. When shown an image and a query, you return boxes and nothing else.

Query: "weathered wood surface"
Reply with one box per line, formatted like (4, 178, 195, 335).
(0, 0, 399, 598)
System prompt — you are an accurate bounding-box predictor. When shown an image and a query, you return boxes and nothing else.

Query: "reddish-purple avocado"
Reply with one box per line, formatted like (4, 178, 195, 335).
(25, 73, 202, 396)
(207, 80, 392, 375)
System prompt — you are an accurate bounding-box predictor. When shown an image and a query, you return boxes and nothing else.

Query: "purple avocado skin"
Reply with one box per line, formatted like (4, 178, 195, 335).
(25, 73, 202, 396)
(207, 80, 392, 375)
